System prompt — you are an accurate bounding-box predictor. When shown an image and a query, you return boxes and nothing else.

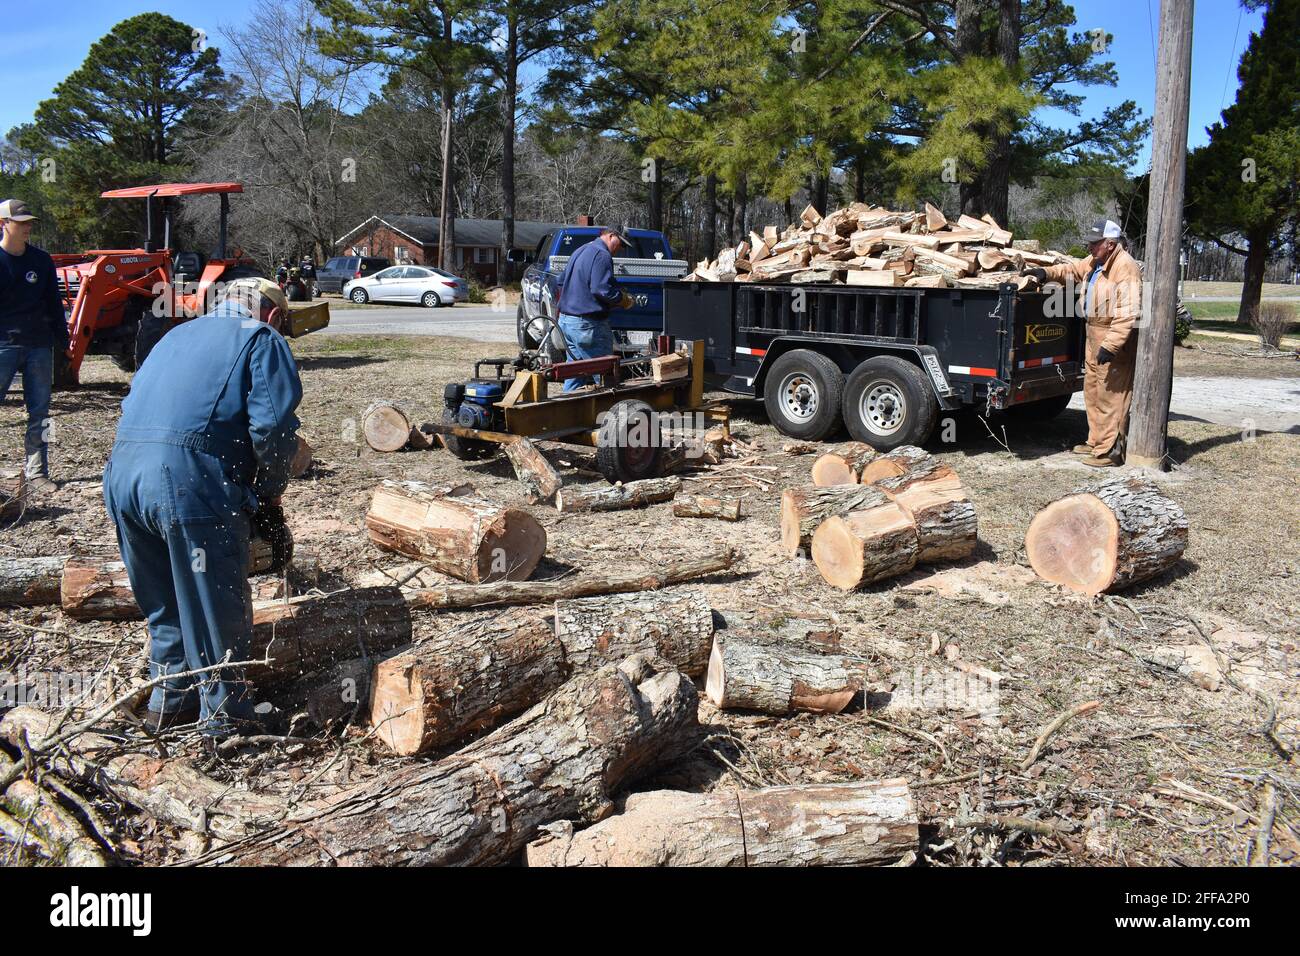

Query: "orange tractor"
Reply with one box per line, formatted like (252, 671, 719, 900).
(53, 182, 327, 385)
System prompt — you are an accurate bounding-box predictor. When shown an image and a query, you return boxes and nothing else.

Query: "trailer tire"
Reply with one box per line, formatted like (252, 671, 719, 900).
(1003, 393, 1072, 421)
(763, 349, 844, 441)
(596, 399, 664, 484)
(842, 355, 937, 450)
(440, 408, 497, 462)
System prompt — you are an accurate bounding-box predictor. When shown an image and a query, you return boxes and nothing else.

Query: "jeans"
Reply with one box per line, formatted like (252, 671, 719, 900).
(556, 313, 613, 392)
(0, 346, 53, 478)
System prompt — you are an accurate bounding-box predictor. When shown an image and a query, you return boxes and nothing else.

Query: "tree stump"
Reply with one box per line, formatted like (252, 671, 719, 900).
(780, 484, 892, 557)
(1025, 476, 1188, 596)
(811, 500, 919, 589)
(705, 635, 868, 714)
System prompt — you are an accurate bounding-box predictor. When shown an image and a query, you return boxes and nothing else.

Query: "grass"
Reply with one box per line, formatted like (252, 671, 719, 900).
(1181, 280, 1299, 299)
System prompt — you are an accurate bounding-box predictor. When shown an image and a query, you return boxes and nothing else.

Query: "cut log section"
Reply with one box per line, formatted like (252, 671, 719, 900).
(526, 780, 917, 867)
(361, 401, 421, 452)
(553, 589, 714, 676)
(60, 558, 138, 620)
(555, 476, 681, 513)
(779, 484, 892, 557)
(503, 437, 563, 504)
(811, 442, 877, 486)
(0, 555, 66, 606)
(220, 654, 699, 866)
(651, 352, 690, 383)
(369, 612, 566, 756)
(812, 501, 919, 589)
(1025, 476, 1188, 596)
(874, 465, 977, 564)
(672, 494, 742, 521)
(0, 471, 24, 520)
(365, 482, 546, 583)
(290, 435, 313, 477)
(859, 444, 937, 485)
(705, 636, 868, 714)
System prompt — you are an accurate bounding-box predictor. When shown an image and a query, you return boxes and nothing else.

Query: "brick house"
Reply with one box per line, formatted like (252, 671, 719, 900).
(334, 215, 567, 285)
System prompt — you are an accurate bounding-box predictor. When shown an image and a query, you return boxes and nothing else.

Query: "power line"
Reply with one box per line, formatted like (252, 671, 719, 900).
(1218, 4, 1244, 113)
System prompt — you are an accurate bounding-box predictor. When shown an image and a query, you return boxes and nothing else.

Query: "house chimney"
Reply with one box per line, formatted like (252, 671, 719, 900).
(575, 215, 595, 227)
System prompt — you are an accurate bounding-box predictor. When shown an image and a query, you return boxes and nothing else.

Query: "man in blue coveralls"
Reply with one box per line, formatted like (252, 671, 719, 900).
(104, 277, 302, 736)
(555, 227, 634, 391)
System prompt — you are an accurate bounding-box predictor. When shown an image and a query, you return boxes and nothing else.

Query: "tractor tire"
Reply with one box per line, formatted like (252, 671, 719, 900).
(439, 408, 496, 462)
(133, 314, 167, 371)
(596, 399, 664, 484)
(842, 355, 938, 450)
(762, 349, 845, 441)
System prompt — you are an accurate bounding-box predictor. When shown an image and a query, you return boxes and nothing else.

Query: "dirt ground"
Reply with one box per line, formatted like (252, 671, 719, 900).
(2, 334, 1297, 867)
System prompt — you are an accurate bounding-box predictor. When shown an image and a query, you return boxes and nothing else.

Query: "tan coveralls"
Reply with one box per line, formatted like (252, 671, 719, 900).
(1044, 245, 1142, 458)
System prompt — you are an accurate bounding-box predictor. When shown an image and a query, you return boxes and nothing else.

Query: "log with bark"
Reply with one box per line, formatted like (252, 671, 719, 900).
(0, 471, 23, 520)
(779, 484, 893, 557)
(0, 754, 107, 866)
(216, 653, 699, 866)
(365, 482, 547, 583)
(810, 442, 877, 485)
(60, 558, 137, 620)
(1025, 477, 1188, 596)
(0, 555, 66, 606)
(873, 462, 977, 564)
(705, 635, 869, 714)
(553, 589, 714, 676)
(555, 476, 681, 513)
(502, 437, 563, 504)
(672, 494, 742, 521)
(361, 401, 424, 453)
(859, 444, 936, 485)
(811, 500, 920, 590)
(290, 435, 313, 477)
(525, 780, 917, 866)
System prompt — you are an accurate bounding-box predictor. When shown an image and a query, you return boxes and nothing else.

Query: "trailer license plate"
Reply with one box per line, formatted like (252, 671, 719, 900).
(922, 354, 951, 395)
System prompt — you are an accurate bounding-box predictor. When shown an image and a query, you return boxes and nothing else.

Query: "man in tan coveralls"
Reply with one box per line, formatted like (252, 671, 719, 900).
(1024, 219, 1142, 467)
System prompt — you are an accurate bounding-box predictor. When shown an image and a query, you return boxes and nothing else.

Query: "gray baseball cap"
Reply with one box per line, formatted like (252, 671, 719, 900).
(0, 199, 38, 221)
(600, 225, 631, 247)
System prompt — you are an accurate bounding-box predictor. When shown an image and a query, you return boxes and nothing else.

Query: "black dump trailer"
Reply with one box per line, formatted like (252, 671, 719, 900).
(662, 280, 1085, 449)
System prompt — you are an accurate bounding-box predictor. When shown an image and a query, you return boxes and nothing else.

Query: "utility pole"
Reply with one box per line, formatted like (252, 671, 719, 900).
(1128, 0, 1194, 469)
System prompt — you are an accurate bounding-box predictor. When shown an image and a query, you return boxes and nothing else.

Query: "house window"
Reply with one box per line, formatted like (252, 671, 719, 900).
(474, 247, 494, 264)
(456, 247, 465, 267)
(394, 245, 408, 263)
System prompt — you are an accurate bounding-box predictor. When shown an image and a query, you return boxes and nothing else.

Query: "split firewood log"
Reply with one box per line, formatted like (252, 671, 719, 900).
(219, 654, 699, 866)
(872, 461, 977, 564)
(672, 494, 742, 521)
(361, 401, 423, 452)
(810, 441, 877, 486)
(811, 499, 920, 589)
(60, 557, 137, 620)
(365, 482, 546, 583)
(0, 555, 66, 606)
(780, 484, 892, 557)
(525, 780, 917, 867)
(553, 589, 714, 676)
(705, 635, 869, 714)
(1025, 476, 1188, 596)
(555, 476, 681, 513)
(503, 437, 563, 503)
(290, 435, 313, 477)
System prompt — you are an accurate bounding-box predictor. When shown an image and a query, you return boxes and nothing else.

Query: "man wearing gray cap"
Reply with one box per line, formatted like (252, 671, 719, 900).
(1024, 218, 1142, 467)
(555, 226, 634, 391)
(0, 198, 67, 492)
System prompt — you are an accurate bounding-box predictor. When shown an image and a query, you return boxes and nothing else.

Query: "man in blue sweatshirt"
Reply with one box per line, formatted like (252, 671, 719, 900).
(556, 227, 633, 391)
(104, 277, 302, 737)
(0, 199, 67, 493)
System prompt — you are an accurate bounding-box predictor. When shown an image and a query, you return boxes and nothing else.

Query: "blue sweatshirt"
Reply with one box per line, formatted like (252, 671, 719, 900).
(0, 243, 67, 349)
(557, 239, 622, 319)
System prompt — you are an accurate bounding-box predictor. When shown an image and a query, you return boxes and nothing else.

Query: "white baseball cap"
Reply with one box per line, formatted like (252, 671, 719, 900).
(1084, 219, 1123, 243)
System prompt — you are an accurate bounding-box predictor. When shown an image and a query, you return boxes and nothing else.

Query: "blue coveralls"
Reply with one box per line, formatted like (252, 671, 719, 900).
(556, 240, 622, 391)
(103, 302, 303, 733)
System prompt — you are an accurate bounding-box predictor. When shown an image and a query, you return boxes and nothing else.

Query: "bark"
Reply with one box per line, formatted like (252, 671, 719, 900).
(859, 445, 938, 485)
(1025, 476, 1188, 596)
(499, 19, 518, 284)
(812, 501, 920, 590)
(277, 657, 374, 728)
(0, 754, 107, 866)
(365, 482, 547, 583)
(555, 476, 681, 513)
(1238, 230, 1270, 327)
(702, 173, 718, 258)
(525, 780, 917, 866)
(672, 494, 742, 521)
(503, 437, 563, 504)
(61, 558, 137, 620)
(0, 555, 66, 606)
(874, 465, 977, 564)
(219, 654, 699, 866)
(780, 484, 892, 557)
(553, 589, 714, 676)
(705, 636, 868, 715)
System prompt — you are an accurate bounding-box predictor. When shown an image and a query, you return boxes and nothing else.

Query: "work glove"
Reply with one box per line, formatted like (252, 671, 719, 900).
(1096, 346, 1115, 366)
(1022, 267, 1048, 284)
(619, 291, 634, 310)
(249, 503, 294, 575)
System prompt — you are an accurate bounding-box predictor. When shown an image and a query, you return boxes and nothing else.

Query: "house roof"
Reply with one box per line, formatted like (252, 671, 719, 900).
(336, 215, 570, 250)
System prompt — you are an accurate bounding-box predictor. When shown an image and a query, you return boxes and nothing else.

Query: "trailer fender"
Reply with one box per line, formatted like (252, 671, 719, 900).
(751, 337, 962, 411)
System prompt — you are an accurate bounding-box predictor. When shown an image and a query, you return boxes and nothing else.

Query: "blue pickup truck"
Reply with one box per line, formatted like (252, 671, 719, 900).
(511, 226, 688, 357)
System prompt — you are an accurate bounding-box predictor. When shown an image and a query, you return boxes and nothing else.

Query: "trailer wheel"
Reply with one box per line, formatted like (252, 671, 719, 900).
(1003, 393, 1073, 421)
(842, 355, 937, 450)
(763, 350, 844, 441)
(440, 409, 497, 461)
(596, 399, 664, 484)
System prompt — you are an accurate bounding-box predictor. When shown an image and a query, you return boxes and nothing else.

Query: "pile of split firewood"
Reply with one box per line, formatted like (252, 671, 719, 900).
(684, 201, 1075, 289)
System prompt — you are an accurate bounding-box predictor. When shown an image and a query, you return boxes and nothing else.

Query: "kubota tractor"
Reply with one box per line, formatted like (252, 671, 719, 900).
(52, 182, 327, 386)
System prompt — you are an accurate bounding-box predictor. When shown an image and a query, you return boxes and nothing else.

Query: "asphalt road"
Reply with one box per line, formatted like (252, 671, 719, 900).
(319, 303, 517, 342)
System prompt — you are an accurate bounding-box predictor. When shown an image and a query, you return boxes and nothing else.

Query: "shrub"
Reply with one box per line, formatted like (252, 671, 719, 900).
(465, 278, 488, 304)
(1252, 301, 1296, 349)
(1174, 305, 1192, 345)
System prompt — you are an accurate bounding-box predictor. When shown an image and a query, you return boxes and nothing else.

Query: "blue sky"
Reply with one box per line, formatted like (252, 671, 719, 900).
(0, 0, 1265, 172)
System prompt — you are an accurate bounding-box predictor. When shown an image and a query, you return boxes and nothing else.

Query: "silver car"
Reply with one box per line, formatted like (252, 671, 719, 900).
(344, 265, 468, 307)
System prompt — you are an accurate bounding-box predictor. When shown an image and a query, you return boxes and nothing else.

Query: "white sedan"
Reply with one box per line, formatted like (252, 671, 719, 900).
(343, 265, 468, 307)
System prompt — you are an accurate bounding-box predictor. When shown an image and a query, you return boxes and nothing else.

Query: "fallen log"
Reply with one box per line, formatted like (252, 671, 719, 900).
(1025, 477, 1188, 596)
(874, 464, 977, 564)
(555, 476, 681, 513)
(0, 754, 107, 866)
(0, 555, 66, 606)
(554, 589, 714, 676)
(705, 636, 868, 714)
(216, 654, 699, 866)
(525, 780, 917, 866)
(672, 494, 742, 521)
(60, 558, 137, 620)
(365, 482, 547, 583)
(0, 707, 287, 843)
(810, 442, 877, 486)
(361, 401, 421, 452)
(502, 437, 563, 504)
(780, 484, 892, 557)
(812, 500, 919, 589)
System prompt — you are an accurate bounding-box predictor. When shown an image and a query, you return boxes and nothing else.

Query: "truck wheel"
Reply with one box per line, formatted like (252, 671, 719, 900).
(440, 409, 496, 461)
(1003, 394, 1073, 421)
(517, 303, 550, 350)
(596, 399, 664, 484)
(763, 349, 844, 441)
(842, 355, 938, 450)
